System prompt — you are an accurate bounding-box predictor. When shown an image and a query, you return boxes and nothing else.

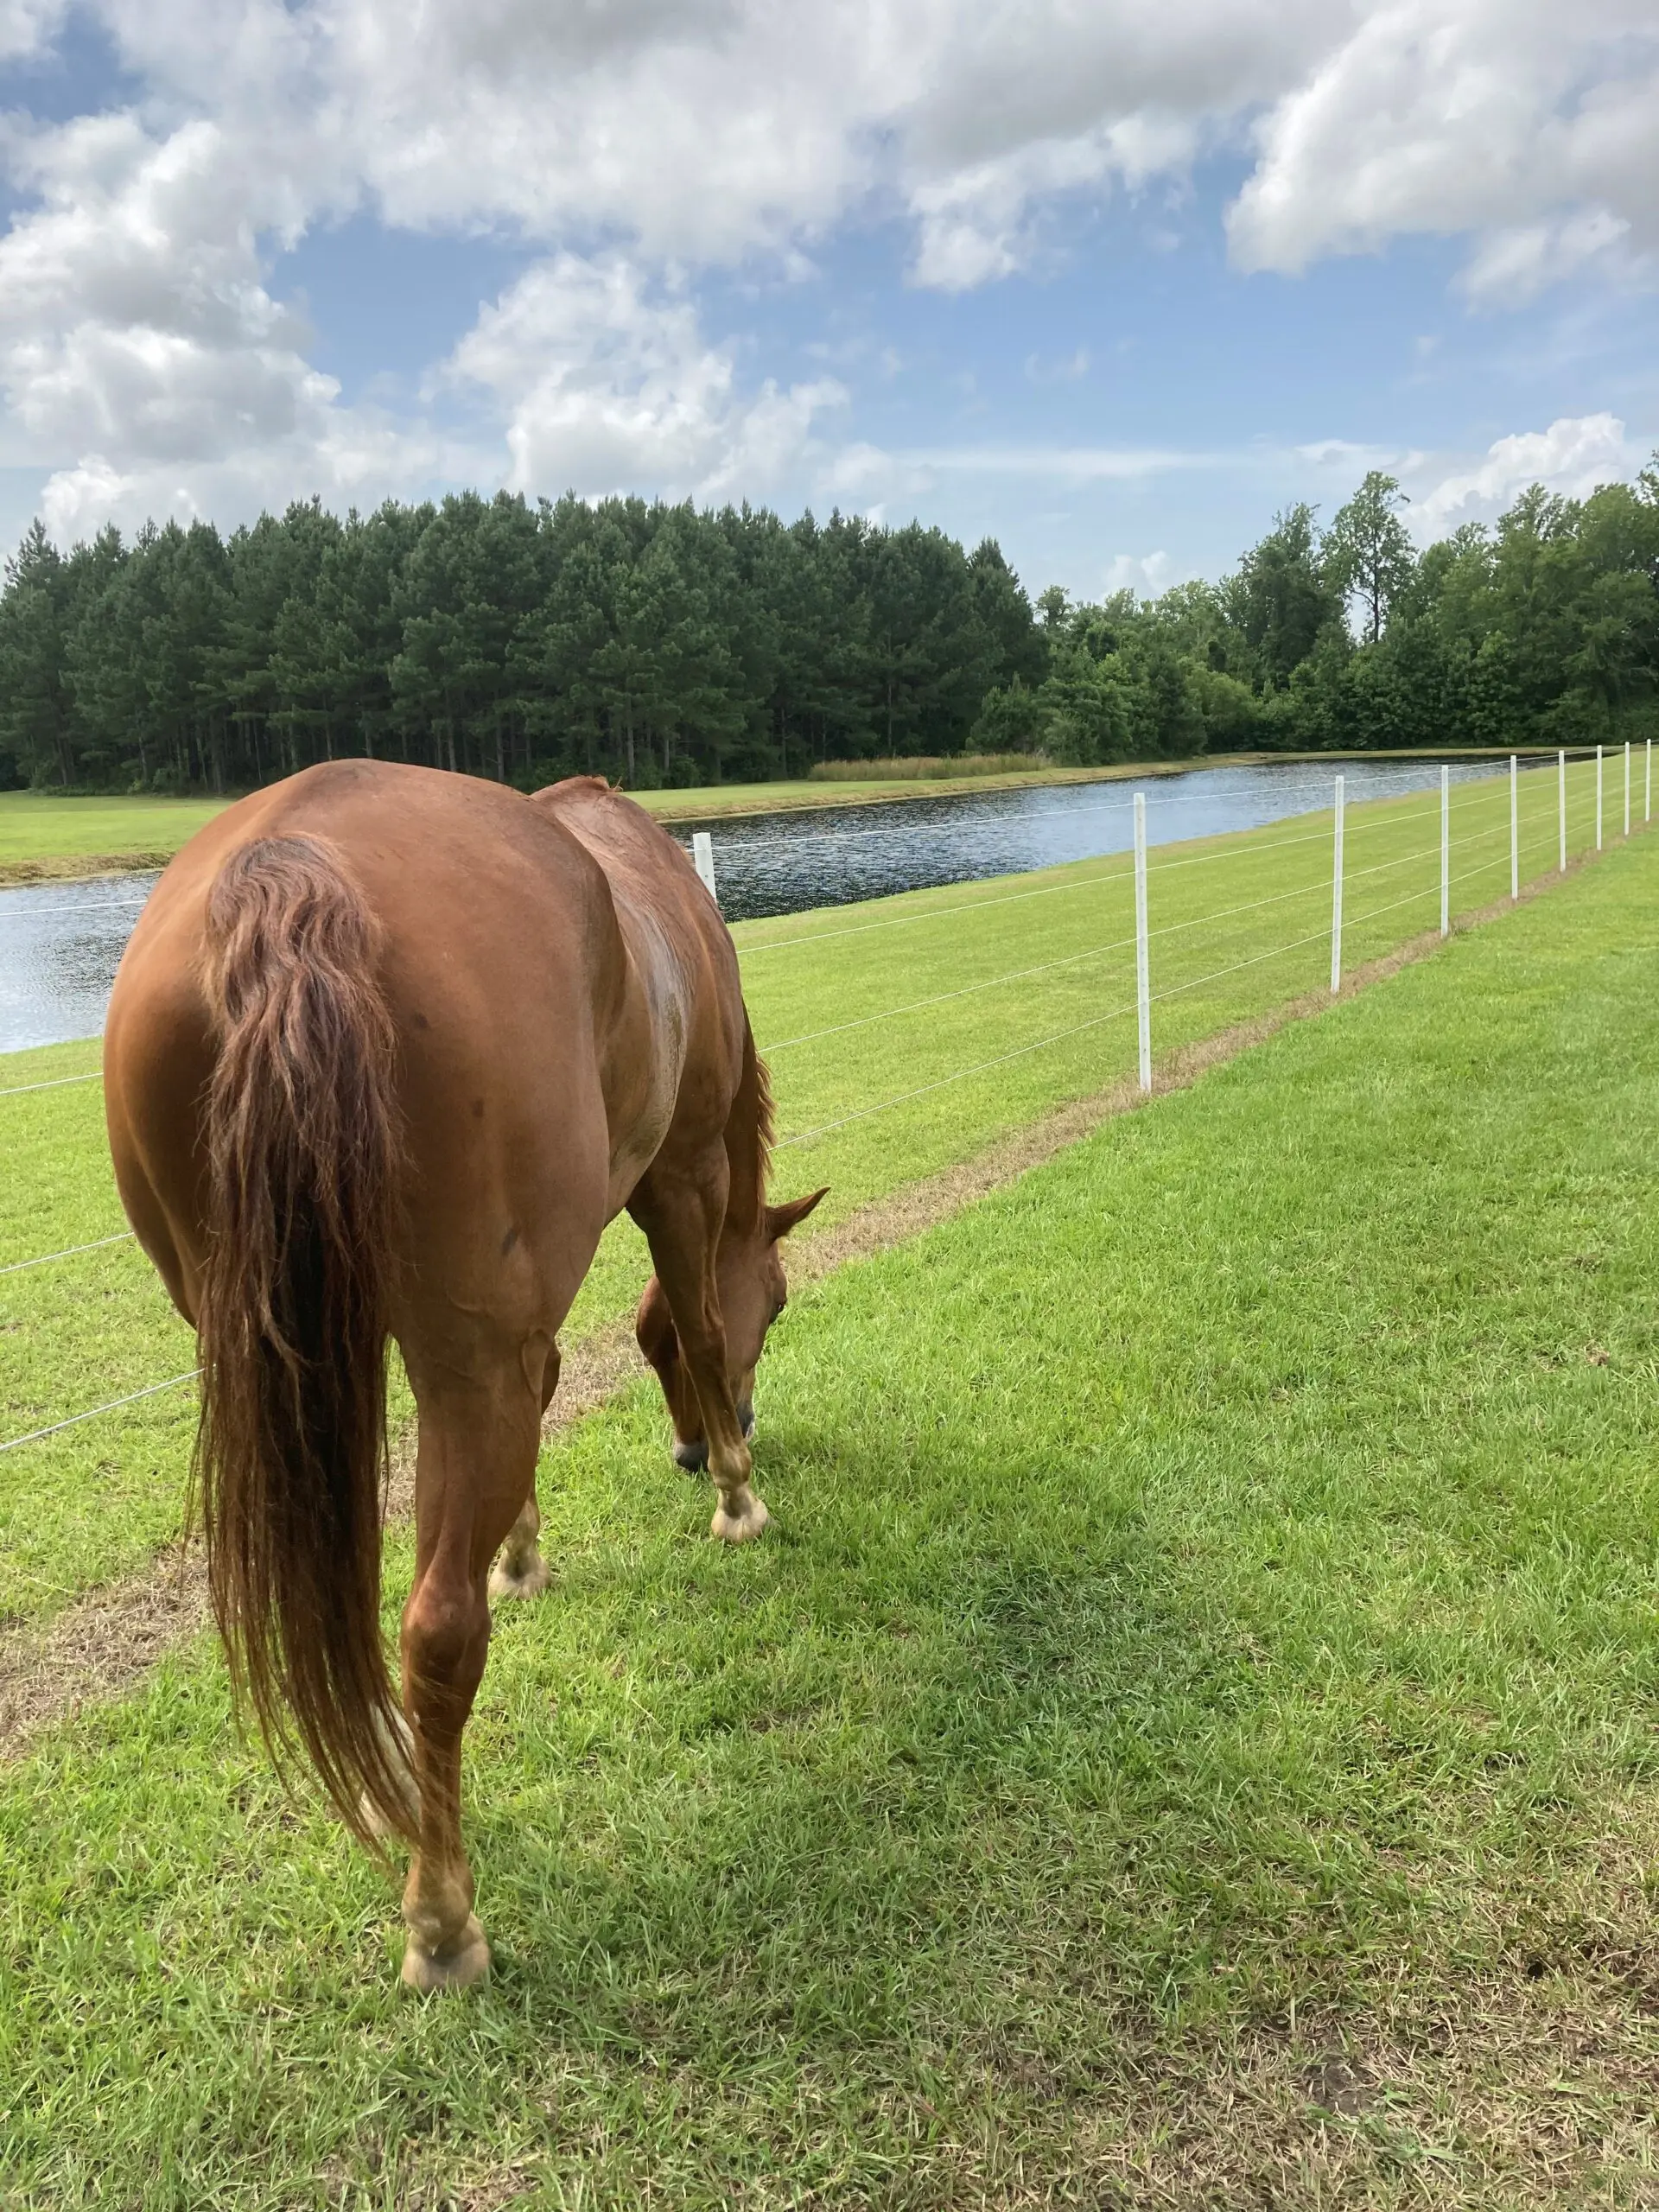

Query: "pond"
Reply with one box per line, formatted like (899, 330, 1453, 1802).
(683, 757, 1510, 923)
(1, 759, 1510, 1052)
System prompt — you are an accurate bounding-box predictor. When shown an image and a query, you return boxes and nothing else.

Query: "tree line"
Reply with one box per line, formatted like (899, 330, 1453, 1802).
(1, 461, 1656, 795)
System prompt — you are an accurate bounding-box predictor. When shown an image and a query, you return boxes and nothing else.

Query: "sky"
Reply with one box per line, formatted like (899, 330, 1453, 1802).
(0, 0, 1656, 602)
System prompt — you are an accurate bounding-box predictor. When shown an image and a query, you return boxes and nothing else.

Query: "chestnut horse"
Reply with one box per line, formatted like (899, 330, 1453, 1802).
(103, 761, 824, 1990)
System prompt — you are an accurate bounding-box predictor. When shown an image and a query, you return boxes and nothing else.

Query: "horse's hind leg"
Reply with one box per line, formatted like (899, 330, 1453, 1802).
(632, 1153, 768, 1544)
(489, 1348, 560, 1602)
(398, 1361, 541, 1992)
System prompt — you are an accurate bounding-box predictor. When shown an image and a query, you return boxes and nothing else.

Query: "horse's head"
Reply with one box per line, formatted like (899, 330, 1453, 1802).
(635, 1185, 828, 1468)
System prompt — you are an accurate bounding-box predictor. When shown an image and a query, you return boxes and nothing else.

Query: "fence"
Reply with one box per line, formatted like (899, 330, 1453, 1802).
(1, 742, 1649, 1461)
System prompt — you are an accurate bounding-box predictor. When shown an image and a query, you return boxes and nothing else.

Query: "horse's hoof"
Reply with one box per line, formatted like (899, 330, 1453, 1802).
(710, 1490, 770, 1543)
(488, 1553, 551, 1601)
(674, 1438, 709, 1473)
(401, 1915, 491, 1993)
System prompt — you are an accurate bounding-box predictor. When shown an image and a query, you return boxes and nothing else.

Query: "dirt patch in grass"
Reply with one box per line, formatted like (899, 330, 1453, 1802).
(0, 866, 1584, 1760)
(1065, 1815, 1659, 2208)
(1059, 1979, 1659, 2209)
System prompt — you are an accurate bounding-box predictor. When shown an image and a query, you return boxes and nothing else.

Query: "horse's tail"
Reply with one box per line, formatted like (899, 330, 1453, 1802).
(195, 833, 415, 1852)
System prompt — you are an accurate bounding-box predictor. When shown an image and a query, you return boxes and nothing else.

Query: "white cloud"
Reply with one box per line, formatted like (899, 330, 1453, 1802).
(907, 125, 1194, 291)
(2, 1, 1657, 543)
(1025, 347, 1090, 385)
(1229, 1, 1659, 301)
(1459, 210, 1634, 306)
(60, 1, 1659, 292)
(1103, 550, 1176, 596)
(0, 0, 65, 60)
(832, 442, 1207, 488)
(0, 107, 458, 538)
(446, 254, 846, 500)
(1414, 412, 1635, 528)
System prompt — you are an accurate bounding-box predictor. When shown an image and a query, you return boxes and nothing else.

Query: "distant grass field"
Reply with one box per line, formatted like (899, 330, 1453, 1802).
(0, 758, 1622, 1624)
(0, 792, 231, 881)
(1, 811, 1656, 2206)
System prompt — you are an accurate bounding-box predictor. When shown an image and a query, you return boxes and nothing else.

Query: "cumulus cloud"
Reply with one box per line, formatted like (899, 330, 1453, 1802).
(0, 117, 310, 459)
(906, 121, 1198, 290)
(0, 0, 64, 60)
(823, 441, 1206, 512)
(48, 2, 1659, 288)
(0, 105, 448, 537)
(1229, 0, 1659, 301)
(1414, 412, 1635, 528)
(446, 254, 845, 500)
(34, 413, 456, 544)
(2, 0, 1656, 541)
(1103, 550, 1177, 596)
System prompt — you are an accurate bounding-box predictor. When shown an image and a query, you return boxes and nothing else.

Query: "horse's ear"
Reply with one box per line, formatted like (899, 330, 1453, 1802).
(766, 1186, 829, 1241)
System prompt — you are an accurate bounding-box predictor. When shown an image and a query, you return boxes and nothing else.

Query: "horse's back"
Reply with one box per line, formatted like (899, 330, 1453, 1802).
(106, 761, 626, 1346)
(531, 775, 747, 1082)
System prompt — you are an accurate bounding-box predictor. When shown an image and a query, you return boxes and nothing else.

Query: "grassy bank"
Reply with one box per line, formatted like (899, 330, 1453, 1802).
(1, 815, 1656, 2205)
(0, 758, 1624, 1623)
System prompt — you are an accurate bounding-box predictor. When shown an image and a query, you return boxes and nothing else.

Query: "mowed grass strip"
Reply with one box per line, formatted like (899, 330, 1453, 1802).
(0, 760, 1619, 1625)
(1, 825, 1656, 2206)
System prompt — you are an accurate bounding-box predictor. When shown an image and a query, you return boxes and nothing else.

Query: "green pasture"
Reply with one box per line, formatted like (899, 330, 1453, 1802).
(1, 810, 1656, 2205)
(0, 755, 1627, 1624)
(0, 792, 231, 881)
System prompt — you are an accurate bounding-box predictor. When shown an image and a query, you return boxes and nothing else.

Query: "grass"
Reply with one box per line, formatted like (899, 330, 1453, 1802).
(0, 758, 1624, 1624)
(0, 792, 232, 882)
(1, 814, 1656, 2204)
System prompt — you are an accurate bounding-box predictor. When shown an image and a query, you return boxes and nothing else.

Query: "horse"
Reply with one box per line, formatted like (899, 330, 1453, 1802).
(102, 760, 825, 1991)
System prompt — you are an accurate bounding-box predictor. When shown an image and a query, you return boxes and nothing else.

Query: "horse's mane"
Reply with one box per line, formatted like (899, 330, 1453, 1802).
(744, 1032, 775, 1231)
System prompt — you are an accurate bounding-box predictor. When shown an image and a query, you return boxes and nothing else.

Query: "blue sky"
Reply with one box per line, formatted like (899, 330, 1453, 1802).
(1, 0, 1656, 601)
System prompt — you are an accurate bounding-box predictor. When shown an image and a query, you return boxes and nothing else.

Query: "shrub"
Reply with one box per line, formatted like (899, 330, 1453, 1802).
(807, 753, 1049, 783)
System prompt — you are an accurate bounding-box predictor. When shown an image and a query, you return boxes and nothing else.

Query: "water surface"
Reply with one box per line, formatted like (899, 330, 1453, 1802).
(682, 758, 1508, 921)
(0, 761, 1508, 1052)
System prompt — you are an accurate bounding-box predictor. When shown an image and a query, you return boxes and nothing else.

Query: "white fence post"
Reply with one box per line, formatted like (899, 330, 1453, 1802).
(1330, 774, 1344, 993)
(1596, 745, 1603, 850)
(1558, 749, 1567, 873)
(1624, 740, 1630, 837)
(1134, 791, 1151, 1093)
(1440, 765, 1450, 938)
(1510, 753, 1518, 901)
(1648, 738, 1653, 824)
(692, 830, 717, 905)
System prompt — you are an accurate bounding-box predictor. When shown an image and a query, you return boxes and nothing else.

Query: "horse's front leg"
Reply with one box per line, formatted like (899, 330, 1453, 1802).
(632, 1154, 768, 1543)
(398, 1366, 540, 1991)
